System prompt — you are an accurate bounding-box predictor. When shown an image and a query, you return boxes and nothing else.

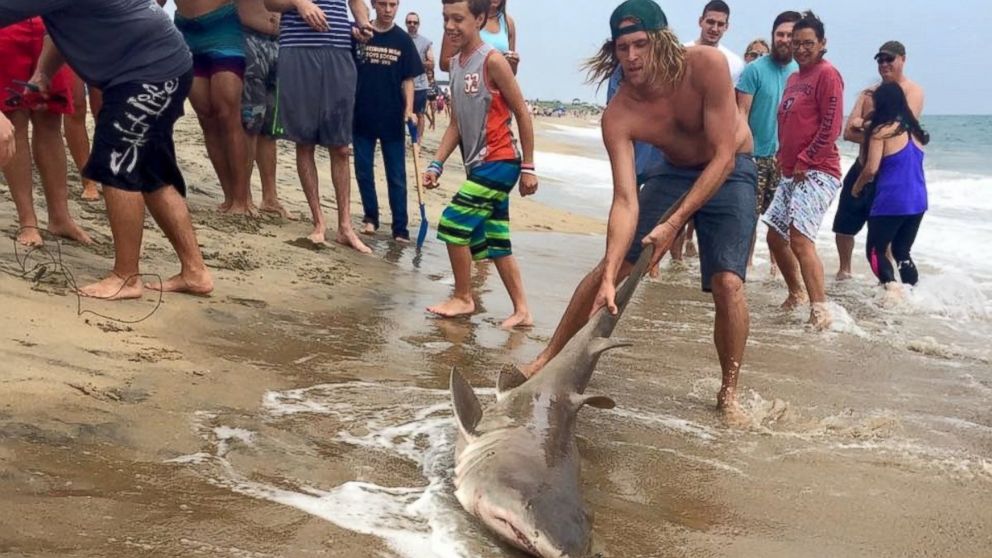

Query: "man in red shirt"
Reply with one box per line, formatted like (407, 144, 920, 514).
(762, 11, 843, 330)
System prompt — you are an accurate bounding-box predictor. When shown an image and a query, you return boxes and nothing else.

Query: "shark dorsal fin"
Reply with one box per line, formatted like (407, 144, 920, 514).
(571, 393, 617, 410)
(450, 367, 483, 438)
(497, 363, 528, 394)
(588, 337, 633, 357)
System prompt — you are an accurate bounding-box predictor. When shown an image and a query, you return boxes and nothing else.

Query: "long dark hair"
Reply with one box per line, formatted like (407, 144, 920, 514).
(866, 82, 929, 145)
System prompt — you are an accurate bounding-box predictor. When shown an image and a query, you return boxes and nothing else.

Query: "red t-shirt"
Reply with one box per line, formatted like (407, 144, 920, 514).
(777, 59, 844, 179)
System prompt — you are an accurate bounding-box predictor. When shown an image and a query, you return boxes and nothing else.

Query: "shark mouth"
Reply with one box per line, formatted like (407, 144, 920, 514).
(499, 517, 541, 555)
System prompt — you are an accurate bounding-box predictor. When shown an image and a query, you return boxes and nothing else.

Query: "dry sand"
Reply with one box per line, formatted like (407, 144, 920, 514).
(0, 110, 601, 555)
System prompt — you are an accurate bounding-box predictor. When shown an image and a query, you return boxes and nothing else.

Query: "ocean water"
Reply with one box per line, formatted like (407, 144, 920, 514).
(166, 117, 992, 557)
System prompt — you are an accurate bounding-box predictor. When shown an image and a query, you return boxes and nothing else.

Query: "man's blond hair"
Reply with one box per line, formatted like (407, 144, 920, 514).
(583, 28, 686, 90)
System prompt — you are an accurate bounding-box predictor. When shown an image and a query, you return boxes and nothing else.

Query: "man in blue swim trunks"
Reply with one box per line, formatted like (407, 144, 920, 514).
(523, 0, 757, 424)
(162, 0, 254, 215)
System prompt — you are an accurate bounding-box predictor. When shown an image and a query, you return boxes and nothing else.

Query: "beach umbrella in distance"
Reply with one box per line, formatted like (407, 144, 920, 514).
(407, 121, 429, 249)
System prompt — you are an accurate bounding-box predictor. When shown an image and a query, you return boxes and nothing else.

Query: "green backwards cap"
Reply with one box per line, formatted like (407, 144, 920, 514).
(610, 0, 668, 41)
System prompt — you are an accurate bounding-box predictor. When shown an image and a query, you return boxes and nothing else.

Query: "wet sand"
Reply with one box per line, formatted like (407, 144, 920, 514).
(2, 113, 991, 557)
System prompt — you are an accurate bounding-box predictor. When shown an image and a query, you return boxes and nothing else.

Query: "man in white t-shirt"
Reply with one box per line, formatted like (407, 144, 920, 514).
(684, 0, 744, 83)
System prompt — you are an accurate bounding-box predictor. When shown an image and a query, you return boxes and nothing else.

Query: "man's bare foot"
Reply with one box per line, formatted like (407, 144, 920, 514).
(79, 273, 143, 300)
(308, 226, 327, 245)
(394, 236, 410, 244)
(717, 387, 751, 429)
(259, 200, 297, 220)
(427, 296, 475, 318)
(145, 270, 214, 296)
(807, 302, 832, 331)
(16, 227, 44, 247)
(361, 222, 376, 235)
(48, 220, 94, 245)
(769, 264, 779, 279)
(780, 290, 809, 310)
(222, 201, 259, 217)
(81, 181, 102, 201)
(335, 228, 372, 254)
(649, 263, 660, 278)
(836, 270, 853, 281)
(217, 200, 233, 213)
(500, 310, 533, 329)
(685, 240, 698, 258)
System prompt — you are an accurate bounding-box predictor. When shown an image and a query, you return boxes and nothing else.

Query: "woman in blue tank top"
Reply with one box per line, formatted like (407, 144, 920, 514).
(851, 82, 930, 302)
(439, 0, 518, 74)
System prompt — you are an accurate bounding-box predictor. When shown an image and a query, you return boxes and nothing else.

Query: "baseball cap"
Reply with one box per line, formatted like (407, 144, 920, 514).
(610, 0, 668, 41)
(874, 40, 906, 60)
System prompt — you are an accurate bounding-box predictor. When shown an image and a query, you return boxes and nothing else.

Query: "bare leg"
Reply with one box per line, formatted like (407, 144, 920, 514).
(78, 187, 145, 300)
(254, 134, 292, 218)
(64, 77, 101, 200)
(211, 72, 253, 214)
(492, 254, 533, 329)
(328, 145, 371, 253)
(295, 143, 327, 244)
(521, 259, 634, 377)
(143, 186, 214, 295)
(789, 226, 831, 329)
(835, 233, 855, 280)
(188, 76, 233, 210)
(710, 272, 750, 425)
(684, 222, 698, 257)
(2, 111, 43, 246)
(30, 111, 92, 244)
(767, 228, 807, 309)
(427, 244, 476, 318)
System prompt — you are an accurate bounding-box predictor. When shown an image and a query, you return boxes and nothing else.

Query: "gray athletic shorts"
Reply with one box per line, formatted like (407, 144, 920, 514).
(242, 29, 281, 136)
(626, 154, 758, 292)
(277, 46, 355, 146)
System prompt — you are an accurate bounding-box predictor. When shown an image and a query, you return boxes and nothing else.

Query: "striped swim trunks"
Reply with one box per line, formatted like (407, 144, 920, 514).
(437, 161, 520, 261)
(175, 3, 246, 79)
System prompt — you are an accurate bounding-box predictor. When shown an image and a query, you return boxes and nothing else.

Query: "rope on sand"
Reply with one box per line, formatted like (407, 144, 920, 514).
(4, 226, 163, 324)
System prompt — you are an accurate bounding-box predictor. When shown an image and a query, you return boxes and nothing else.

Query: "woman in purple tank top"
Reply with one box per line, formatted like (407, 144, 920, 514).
(851, 82, 930, 302)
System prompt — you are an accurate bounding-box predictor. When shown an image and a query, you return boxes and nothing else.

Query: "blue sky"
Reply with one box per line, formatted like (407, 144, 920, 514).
(163, 1, 988, 114)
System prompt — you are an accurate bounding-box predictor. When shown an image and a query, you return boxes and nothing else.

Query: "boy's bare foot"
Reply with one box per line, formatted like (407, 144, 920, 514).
(81, 181, 102, 201)
(361, 222, 376, 235)
(336, 227, 372, 253)
(16, 227, 44, 247)
(500, 310, 533, 330)
(780, 290, 809, 310)
(427, 296, 475, 318)
(259, 200, 296, 220)
(145, 270, 214, 296)
(79, 273, 143, 300)
(48, 220, 94, 245)
(807, 302, 832, 331)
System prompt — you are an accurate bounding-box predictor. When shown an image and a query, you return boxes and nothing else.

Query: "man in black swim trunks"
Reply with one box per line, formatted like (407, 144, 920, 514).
(1, 0, 214, 299)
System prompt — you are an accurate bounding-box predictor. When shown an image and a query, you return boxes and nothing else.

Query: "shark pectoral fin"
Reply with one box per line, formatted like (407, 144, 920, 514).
(588, 337, 633, 357)
(450, 367, 483, 438)
(497, 363, 528, 394)
(572, 393, 617, 410)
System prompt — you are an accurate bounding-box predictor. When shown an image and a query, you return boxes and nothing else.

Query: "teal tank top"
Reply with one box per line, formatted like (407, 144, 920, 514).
(479, 12, 510, 53)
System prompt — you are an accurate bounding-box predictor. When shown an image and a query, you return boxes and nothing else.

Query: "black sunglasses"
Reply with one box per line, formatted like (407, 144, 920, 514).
(876, 55, 895, 64)
(406, 20, 419, 25)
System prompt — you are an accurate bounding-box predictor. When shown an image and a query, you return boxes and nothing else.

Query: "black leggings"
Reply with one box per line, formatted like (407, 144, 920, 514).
(866, 213, 924, 285)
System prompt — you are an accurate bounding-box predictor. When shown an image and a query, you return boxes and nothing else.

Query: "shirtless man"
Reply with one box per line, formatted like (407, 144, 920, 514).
(237, 0, 293, 218)
(164, 0, 254, 215)
(833, 40, 924, 280)
(523, 0, 758, 421)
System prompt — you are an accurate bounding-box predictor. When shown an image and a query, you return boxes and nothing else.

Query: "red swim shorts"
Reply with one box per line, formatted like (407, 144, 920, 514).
(0, 17, 74, 115)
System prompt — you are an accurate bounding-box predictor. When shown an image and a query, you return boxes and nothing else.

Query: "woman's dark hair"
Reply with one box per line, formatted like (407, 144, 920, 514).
(492, 0, 506, 17)
(866, 82, 930, 146)
(793, 10, 825, 40)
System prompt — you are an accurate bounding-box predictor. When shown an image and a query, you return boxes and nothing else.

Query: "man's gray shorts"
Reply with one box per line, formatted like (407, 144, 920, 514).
(626, 154, 758, 292)
(277, 46, 355, 146)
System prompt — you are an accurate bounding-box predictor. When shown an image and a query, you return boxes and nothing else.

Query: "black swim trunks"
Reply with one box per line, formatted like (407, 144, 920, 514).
(84, 70, 192, 196)
(626, 154, 758, 292)
(832, 158, 877, 236)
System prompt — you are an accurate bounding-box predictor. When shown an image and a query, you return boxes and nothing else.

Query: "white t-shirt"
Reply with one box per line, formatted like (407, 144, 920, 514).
(684, 40, 745, 84)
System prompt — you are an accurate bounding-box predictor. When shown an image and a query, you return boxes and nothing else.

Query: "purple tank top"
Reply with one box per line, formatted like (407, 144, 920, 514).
(870, 138, 928, 217)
